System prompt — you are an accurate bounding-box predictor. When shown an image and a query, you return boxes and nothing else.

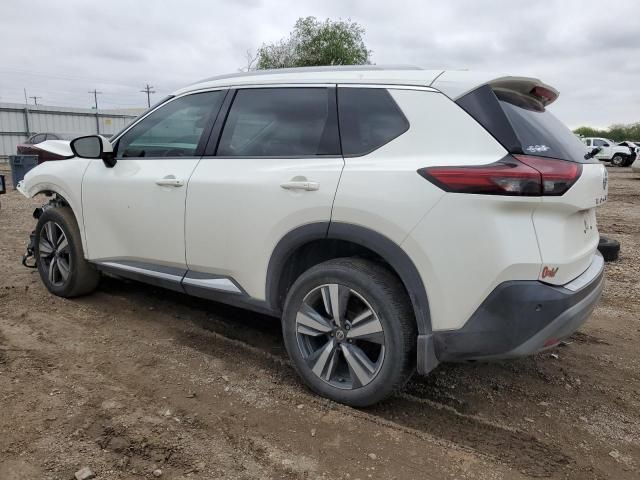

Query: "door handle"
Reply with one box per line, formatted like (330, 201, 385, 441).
(155, 175, 184, 187)
(280, 180, 320, 191)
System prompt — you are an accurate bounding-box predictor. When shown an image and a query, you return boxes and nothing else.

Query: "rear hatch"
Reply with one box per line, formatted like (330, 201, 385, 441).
(456, 79, 607, 285)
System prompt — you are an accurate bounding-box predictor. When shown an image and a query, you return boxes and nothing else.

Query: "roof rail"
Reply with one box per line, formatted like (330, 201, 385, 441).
(192, 64, 424, 85)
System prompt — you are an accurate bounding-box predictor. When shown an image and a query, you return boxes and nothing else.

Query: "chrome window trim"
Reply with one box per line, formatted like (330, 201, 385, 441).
(110, 83, 438, 146)
(109, 89, 227, 145)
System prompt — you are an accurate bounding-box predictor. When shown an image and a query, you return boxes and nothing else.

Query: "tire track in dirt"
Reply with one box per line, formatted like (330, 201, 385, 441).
(161, 299, 585, 478)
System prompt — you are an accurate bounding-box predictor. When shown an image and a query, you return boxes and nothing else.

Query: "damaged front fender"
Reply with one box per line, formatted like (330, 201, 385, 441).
(16, 157, 93, 256)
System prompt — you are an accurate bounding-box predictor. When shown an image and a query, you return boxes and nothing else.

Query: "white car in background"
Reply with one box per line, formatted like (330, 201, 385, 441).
(17, 66, 607, 406)
(582, 137, 633, 166)
(619, 141, 640, 164)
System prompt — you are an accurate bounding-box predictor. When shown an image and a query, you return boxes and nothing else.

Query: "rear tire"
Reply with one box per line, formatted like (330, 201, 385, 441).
(611, 154, 625, 167)
(35, 207, 100, 297)
(282, 258, 417, 407)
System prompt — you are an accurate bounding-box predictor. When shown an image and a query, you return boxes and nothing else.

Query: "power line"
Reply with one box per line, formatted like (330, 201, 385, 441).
(140, 84, 156, 108)
(88, 89, 102, 110)
(0, 67, 147, 90)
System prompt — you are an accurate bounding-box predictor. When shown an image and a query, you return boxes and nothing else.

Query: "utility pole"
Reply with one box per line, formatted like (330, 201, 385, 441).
(88, 89, 102, 134)
(88, 89, 102, 109)
(23, 88, 30, 135)
(29, 96, 42, 106)
(140, 84, 155, 107)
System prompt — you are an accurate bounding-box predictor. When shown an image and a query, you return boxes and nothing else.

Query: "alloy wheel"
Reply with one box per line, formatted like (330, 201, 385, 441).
(295, 284, 385, 389)
(39, 221, 71, 287)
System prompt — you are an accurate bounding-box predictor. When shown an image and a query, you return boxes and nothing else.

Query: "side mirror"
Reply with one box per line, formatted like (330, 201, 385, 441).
(70, 135, 117, 168)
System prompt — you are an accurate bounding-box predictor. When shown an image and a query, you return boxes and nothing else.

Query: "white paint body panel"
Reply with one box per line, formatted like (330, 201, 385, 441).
(32, 140, 72, 158)
(185, 157, 344, 299)
(331, 89, 507, 245)
(16, 158, 91, 252)
(82, 158, 199, 268)
(531, 163, 607, 285)
(333, 88, 542, 331)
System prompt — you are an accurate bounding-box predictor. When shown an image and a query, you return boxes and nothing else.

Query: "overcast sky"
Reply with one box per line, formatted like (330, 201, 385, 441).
(0, 0, 638, 128)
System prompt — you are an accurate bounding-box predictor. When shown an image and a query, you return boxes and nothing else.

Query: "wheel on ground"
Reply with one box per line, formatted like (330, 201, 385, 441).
(35, 206, 100, 297)
(611, 154, 625, 167)
(598, 235, 620, 262)
(282, 258, 416, 407)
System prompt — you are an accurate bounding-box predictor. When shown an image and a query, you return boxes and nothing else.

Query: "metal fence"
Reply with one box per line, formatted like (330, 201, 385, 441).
(0, 102, 143, 160)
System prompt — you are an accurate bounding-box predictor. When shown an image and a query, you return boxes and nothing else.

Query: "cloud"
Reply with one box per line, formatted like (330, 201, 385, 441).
(0, 0, 637, 127)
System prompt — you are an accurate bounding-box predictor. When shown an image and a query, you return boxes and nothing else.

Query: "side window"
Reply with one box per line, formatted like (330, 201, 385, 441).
(31, 134, 46, 144)
(217, 88, 339, 157)
(116, 91, 224, 158)
(338, 87, 409, 156)
(593, 139, 604, 147)
(584, 139, 591, 146)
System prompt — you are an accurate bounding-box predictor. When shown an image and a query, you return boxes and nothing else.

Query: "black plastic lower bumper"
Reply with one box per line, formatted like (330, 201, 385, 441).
(417, 254, 605, 373)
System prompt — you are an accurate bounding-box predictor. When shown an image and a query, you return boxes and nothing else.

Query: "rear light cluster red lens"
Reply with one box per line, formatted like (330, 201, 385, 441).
(418, 155, 582, 196)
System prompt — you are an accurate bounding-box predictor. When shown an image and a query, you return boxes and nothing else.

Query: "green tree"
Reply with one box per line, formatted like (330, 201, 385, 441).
(256, 17, 371, 69)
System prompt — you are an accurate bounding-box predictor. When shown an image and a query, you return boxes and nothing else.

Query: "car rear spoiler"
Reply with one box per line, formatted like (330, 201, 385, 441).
(488, 77, 559, 107)
(430, 71, 559, 107)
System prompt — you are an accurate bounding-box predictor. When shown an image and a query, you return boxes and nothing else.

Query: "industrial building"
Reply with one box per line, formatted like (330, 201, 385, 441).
(0, 102, 143, 160)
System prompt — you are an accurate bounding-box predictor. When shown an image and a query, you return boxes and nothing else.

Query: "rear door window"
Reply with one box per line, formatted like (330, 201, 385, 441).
(217, 88, 339, 157)
(338, 88, 409, 156)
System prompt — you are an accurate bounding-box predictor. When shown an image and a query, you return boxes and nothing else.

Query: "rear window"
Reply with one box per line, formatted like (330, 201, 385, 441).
(457, 85, 593, 163)
(496, 90, 588, 161)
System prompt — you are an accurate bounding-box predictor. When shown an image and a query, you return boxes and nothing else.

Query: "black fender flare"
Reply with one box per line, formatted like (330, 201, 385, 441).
(265, 222, 432, 336)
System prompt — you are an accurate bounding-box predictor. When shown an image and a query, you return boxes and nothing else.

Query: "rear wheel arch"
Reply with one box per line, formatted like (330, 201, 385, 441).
(265, 222, 432, 336)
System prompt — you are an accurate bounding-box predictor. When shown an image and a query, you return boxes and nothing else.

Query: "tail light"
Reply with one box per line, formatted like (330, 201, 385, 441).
(418, 155, 582, 196)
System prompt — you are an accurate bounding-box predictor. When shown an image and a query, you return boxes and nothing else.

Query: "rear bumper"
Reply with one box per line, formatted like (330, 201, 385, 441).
(417, 252, 605, 373)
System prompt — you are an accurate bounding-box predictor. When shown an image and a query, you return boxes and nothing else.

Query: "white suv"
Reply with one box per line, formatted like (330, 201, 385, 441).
(582, 137, 633, 166)
(18, 67, 607, 406)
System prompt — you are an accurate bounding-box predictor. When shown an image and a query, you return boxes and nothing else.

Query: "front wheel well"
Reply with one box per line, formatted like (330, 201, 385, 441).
(33, 191, 71, 218)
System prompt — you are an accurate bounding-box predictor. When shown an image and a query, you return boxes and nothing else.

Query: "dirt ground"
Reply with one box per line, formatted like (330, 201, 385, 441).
(0, 164, 639, 480)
